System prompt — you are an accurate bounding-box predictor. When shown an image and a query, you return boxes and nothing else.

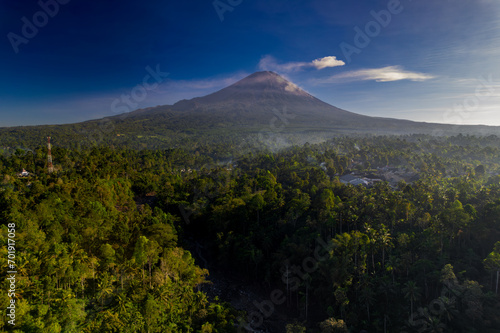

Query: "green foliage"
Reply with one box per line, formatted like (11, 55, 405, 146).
(286, 322, 307, 333)
(0, 149, 237, 332)
(1, 135, 500, 332)
(319, 317, 348, 333)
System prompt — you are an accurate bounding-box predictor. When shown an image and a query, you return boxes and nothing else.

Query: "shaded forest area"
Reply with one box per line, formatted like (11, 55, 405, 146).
(1, 134, 500, 332)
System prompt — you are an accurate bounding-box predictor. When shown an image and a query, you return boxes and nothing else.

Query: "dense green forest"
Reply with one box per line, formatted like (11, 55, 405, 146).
(1, 134, 500, 332)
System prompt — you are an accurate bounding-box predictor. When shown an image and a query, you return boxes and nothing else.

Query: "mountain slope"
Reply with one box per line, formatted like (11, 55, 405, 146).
(125, 71, 377, 129)
(0, 71, 499, 151)
(120, 71, 499, 134)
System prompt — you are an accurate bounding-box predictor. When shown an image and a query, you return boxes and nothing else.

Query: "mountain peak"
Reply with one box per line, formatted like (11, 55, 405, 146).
(229, 71, 312, 97)
(172, 71, 313, 110)
(244, 71, 281, 79)
(247, 70, 279, 76)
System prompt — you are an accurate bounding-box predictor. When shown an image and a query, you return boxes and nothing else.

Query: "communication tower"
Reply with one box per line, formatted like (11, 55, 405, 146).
(47, 137, 54, 173)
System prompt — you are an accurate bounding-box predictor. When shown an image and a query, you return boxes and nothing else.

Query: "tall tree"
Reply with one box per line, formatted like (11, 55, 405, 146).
(403, 281, 421, 319)
(484, 241, 500, 294)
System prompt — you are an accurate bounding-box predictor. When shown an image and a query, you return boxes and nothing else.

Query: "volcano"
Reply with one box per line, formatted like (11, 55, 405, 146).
(126, 71, 372, 129)
(0, 71, 498, 150)
(122, 71, 493, 136)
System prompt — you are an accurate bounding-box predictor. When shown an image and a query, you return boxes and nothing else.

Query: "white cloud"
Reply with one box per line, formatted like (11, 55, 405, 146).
(258, 55, 345, 73)
(312, 56, 346, 69)
(314, 66, 436, 83)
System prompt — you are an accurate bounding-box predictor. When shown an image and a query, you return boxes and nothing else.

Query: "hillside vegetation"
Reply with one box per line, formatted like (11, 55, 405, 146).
(1, 135, 500, 332)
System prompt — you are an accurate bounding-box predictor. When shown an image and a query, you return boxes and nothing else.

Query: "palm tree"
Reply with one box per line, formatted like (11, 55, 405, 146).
(403, 281, 421, 319)
(435, 296, 458, 324)
(97, 272, 116, 307)
(423, 310, 446, 333)
(378, 225, 392, 267)
(363, 224, 377, 271)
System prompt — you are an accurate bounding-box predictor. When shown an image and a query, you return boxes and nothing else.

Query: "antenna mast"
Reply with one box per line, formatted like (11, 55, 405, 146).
(47, 136, 54, 173)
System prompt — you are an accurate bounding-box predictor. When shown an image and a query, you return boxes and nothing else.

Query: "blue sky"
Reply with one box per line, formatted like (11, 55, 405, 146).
(1, 0, 500, 126)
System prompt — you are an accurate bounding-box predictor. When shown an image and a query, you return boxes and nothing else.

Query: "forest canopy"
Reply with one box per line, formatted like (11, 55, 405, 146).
(1, 134, 500, 332)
